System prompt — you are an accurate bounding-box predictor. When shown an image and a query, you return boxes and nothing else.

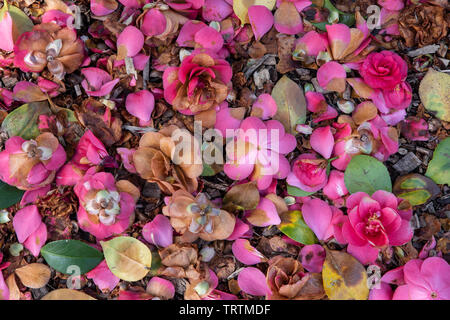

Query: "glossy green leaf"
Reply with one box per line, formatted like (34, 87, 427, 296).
(271, 75, 307, 134)
(1, 101, 52, 140)
(279, 210, 318, 245)
(41, 240, 104, 275)
(0, 181, 25, 209)
(393, 173, 440, 206)
(426, 137, 450, 185)
(311, 0, 355, 31)
(344, 155, 392, 195)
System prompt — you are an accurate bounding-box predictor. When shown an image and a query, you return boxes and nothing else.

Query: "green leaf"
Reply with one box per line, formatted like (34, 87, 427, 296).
(271, 75, 307, 134)
(419, 69, 450, 122)
(311, 0, 355, 30)
(287, 184, 315, 197)
(426, 137, 450, 185)
(279, 210, 318, 245)
(393, 173, 440, 206)
(344, 155, 392, 195)
(41, 240, 104, 275)
(0, 181, 24, 209)
(1, 101, 52, 140)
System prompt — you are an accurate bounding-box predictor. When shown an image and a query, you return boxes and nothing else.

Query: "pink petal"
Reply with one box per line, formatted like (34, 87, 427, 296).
(117, 148, 136, 173)
(299, 244, 325, 273)
(0, 272, 9, 300)
(91, 0, 118, 16)
(133, 54, 150, 71)
(232, 239, 266, 265)
(141, 8, 167, 37)
(317, 61, 347, 93)
(81, 67, 112, 90)
(86, 260, 120, 292)
(12, 81, 47, 102)
(310, 126, 334, 159)
(194, 26, 224, 52)
(323, 170, 348, 200)
(274, 2, 304, 35)
(392, 284, 411, 300)
(0, 10, 14, 52)
(20, 185, 51, 207)
(56, 162, 85, 186)
(248, 5, 274, 41)
(44, 144, 67, 171)
(146, 277, 175, 300)
(227, 218, 252, 241)
(117, 26, 144, 58)
(294, 31, 328, 58)
(202, 0, 233, 22)
(237, 267, 269, 296)
(346, 192, 370, 210)
(302, 198, 333, 240)
(388, 219, 413, 246)
(420, 257, 450, 299)
(252, 94, 277, 120)
(347, 243, 379, 265)
(246, 197, 281, 227)
(27, 163, 50, 185)
(126, 90, 155, 122)
(369, 282, 393, 300)
(23, 222, 47, 257)
(142, 215, 173, 248)
(214, 103, 244, 136)
(177, 20, 207, 47)
(419, 236, 436, 259)
(13, 205, 42, 243)
(326, 24, 351, 59)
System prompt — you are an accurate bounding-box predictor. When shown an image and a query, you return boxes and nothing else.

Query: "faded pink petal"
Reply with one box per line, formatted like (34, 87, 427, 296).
(232, 239, 266, 265)
(142, 215, 173, 248)
(27, 163, 50, 185)
(248, 5, 274, 41)
(302, 198, 333, 240)
(246, 197, 281, 227)
(56, 162, 85, 186)
(91, 0, 118, 16)
(202, 0, 233, 22)
(177, 20, 207, 47)
(299, 244, 325, 273)
(13, 205, 42, 243)
(126, 90, 155, 122)
(274, 2, 304, 35)
(81, 67, 119, 97)
(117, 148, 136, 173)
(252, 94, 277, 120)
(323, 170, 348, 201)
(400, 117, 430, 142)
(227, 218, 252, 241)
(86, 260, 120, 292)
(146, 277, 175, 300)
(237, 267, 269, 296)
(317, 61, 347, 93)
(133, 54, 150, 71)
(369, 282, 393, 300)
(419, 236, 436, 259)
(117, 26, 144, 58)
(194, 26, 224, 52)
(23, 222, 47, 257)
(141, 8, 167, 37)
(12, 81, 47, 102)
(294, 31, 328, 58)
(326, 24, 350, 59)
(310, 126, 334, 159)
(20, 185, 51, 207)
(378, 0, 404, 11)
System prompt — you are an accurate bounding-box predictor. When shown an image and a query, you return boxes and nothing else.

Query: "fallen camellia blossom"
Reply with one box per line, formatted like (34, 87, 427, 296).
(0, 133, 66, 190)
(74, 168, 140, 239)
(334, 190, 413, 264)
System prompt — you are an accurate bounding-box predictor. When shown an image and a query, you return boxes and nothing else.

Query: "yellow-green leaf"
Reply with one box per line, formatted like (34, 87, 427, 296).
(322, 248, 369, 300)
(271, 75, 307, 134)
(419, 69, 450, 122)
(101, 236, 152, 282)
(233, 0, 276, 25)
(393, 173, 440, 206)
(279, 210, 317, 245)
(426, 137, 450, 185)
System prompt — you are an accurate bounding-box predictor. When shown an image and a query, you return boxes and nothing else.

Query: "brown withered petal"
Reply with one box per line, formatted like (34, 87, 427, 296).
(160, 243, 198, 268)
(398, 3, 449, 48)
(199, 210, 236, 242)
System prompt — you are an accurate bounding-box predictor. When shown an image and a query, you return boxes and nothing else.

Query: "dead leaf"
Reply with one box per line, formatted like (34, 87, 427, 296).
(419, 69, 450, 122)
(6, 274, 20, 300)
(41, 289, 96, 300)
(15, 263, 51, 289)
(223, 181, 260, 211)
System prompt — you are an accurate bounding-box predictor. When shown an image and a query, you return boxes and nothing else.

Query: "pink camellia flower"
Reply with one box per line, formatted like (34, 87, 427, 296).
(163, 50, 232, 116)
(370, 257, 450, 300)
(360, 51, 408, 90)
(81, 67, 119, 97)
(0, 133, 66, 190)
(336, 190, 413, 264)
(382, 81, 412, 110)
(400, 116, 430, 142)
(14, 23, 85, 80)
(74, 168, 140, 239)
(224, 117, 296, 190)
(287, 126, 334, 193)
(13, 205, 47, 257)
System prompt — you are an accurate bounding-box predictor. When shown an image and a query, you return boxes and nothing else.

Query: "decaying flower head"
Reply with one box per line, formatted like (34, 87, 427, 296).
(0, 133, 66, 190)
(14, 23, 85, 80)
(266, 256, 325, 300)
(159, 243, 201, 279)
(74, 168, 140, 239)
(163, 51, 232, 115)
(133, 125, 203, 194)
(163, 190, 236, 242)
(398, 2, 449, 48)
